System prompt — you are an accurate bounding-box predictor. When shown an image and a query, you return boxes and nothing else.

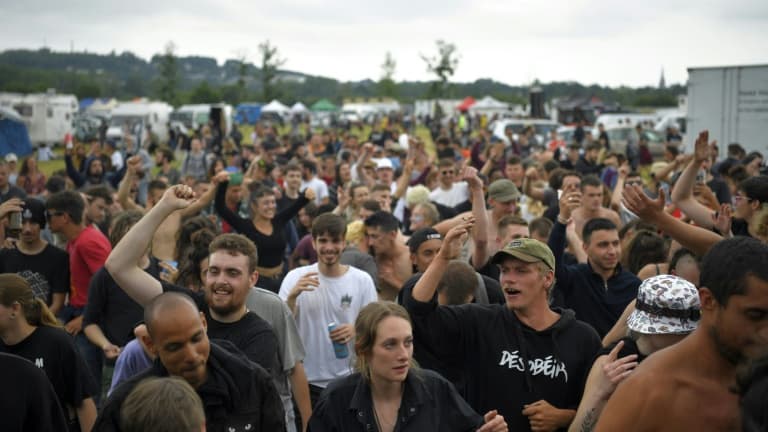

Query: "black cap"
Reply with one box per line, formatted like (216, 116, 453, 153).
(406, 228, 442, 253)
(21, 198, 46, 228)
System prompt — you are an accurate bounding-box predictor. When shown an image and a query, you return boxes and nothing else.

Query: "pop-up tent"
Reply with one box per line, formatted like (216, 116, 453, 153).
(290, 102, 308, 114)
(470, 96, 509, 115)
(311, 99, 338, 112)
(0, 107, 33, 157)
(261, 100, 291, 115)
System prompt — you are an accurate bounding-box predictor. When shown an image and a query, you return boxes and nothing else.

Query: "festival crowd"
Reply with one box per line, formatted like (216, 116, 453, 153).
(0, 113, 767, 432)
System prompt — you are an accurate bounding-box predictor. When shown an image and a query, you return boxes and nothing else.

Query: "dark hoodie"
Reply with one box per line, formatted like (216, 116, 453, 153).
(93, 340, 285, 432)
(405, 299, 601, 432)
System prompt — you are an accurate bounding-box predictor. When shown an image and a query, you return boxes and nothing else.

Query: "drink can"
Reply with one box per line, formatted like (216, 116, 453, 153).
(328, 322, 349, 359)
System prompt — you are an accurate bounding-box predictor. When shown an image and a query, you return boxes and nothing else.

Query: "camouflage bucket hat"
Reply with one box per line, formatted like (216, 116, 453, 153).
(627, 274, 700, 335)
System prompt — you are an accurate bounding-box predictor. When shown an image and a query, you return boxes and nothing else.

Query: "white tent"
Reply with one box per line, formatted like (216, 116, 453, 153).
(290, 102, 308, 114)
(470, 96, 509, 115)
(261, 100, 291, 114)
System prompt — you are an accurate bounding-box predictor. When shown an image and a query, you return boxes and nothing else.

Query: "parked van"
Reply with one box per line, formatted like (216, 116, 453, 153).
(2, 92, 78, 147)
(170, 103, 233, 136)
(106, 101, 173, 147)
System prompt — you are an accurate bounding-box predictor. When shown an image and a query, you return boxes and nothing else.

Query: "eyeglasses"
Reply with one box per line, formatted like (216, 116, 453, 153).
(733, 194, 755, 204)
(45, 210, 66, 219)
(441, 170, 454, 176)
(625, 180, 643, 186)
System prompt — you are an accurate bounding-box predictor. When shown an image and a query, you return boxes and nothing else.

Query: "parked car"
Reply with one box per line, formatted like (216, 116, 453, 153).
(604, 127, 675, 159)
(490, 118, 561, 146)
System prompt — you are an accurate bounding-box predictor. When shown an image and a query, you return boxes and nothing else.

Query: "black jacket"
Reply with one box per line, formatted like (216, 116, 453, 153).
(404, 298, 600, 432)
(308, 369, 483, 432)
(548, 220, 640, 337)
(93, 341, 285, 432)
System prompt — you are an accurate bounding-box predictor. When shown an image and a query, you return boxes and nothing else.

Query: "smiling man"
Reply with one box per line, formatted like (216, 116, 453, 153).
(548, 188, 640, 337)
(406, 222, 601, 432)
(94, 292, 284, 432)
(279, 213, 377, 408)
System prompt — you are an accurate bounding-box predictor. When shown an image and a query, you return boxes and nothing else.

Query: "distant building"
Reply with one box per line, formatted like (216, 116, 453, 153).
(659, 68, 666, 89)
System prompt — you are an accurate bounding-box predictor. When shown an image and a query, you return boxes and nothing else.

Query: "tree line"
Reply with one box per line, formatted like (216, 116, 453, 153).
(0, 42, 683, 108)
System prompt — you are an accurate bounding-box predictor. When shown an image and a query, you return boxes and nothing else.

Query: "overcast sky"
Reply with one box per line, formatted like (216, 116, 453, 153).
(2, 0, 766, 87)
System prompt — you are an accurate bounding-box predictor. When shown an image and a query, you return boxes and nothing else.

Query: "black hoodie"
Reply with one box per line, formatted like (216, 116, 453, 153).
(405, 299, 601, 432)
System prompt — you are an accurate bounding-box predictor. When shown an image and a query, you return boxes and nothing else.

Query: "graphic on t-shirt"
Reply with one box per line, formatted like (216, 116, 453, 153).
(340, 294, 352, 310)
(498, 350, 569, 382)
(18, 270, 51, 302)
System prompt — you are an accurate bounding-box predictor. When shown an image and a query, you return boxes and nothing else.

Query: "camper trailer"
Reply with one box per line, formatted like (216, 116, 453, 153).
(2, 92, 78, 147)
(106, 101, 173, 148)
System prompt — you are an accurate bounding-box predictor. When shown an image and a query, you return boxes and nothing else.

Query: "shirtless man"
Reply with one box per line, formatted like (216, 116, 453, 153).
(117, 155, 218, 261)
(364, 211, 412, 300)
(571, 175, 621, 239)
(596, 237, 768, 431)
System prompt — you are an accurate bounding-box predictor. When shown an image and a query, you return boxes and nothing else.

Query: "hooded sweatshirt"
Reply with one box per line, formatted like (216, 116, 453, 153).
(405, 299, 601, 432)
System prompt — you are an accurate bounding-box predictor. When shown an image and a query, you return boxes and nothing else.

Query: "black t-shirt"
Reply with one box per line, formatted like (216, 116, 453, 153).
(206, 312, 280, 376)
(82, 262, 160, 348)
(0, 326, 98, 415)
(0, 353, 69, 432)
(732, 219, 752, 237)
(0, 244, 69, 306)
(160, 282, 280, 375)
(707, 177, 732, 205)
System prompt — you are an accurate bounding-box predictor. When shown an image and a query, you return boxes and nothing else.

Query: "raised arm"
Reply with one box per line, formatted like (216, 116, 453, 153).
(412, 219, 475, 302)
(549, 189, 581, 289)
(181, 171, 225, 217)
(462, 167, 491, 270)
(623, 184, 722, 257)
(610, 162, 629, 211)
(64, 153, 86, 188)
(116, 156, 144, 211)
(523, 166, 547, 202)
(393, 158, 414, 200)
(671, 131, 716, 228)
(105, 185, 196, 305)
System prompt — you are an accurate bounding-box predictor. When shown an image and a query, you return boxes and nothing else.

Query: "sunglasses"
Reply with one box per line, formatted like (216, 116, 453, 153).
(441, 170, 454, 175)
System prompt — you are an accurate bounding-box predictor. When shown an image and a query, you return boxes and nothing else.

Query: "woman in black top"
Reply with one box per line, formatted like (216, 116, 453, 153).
(214, 172, 316, 292)
(309, 302, 508, 432)
(0, 273, 98, 432)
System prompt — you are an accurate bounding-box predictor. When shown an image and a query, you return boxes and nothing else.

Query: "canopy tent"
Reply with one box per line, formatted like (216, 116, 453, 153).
(0, 107, 33, 158)
(290, 102, 309, 114)
(311, 99, 338, 112)
(470, 96, 508, 111)
(261, 100, 290, 114)
(456, 96, 476, 111)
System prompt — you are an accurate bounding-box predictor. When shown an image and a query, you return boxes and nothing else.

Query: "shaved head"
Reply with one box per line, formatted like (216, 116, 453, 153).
(144, 292, 200, 336)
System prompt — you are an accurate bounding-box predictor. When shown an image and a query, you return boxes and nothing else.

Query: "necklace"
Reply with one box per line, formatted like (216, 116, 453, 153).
(371, 385, 404, 432)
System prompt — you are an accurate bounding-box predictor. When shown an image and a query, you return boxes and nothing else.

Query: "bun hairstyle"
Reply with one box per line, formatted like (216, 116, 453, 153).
(0, 274, 59, 328)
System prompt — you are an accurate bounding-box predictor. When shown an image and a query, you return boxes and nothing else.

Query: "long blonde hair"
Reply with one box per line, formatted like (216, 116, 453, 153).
(0, 274, 60, 328)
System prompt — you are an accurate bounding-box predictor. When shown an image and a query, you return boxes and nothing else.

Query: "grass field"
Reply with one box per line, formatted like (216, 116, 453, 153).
(35, 123, 435, 179)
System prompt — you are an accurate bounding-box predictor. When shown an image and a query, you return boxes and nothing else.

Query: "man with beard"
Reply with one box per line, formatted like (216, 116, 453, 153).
(104, 186, 281, 378)
(596, 237, 768, 431)
(94, 292, 284, 431)
(279, 213, 377, 407)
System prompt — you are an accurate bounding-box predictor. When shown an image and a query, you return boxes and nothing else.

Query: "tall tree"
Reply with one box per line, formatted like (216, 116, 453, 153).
(378, 51, 398, 98)
(156, 41, 179, 106)
(258, 40, 286, 102)
(234, 50, 249, 103)
(420, 40, 459, 98)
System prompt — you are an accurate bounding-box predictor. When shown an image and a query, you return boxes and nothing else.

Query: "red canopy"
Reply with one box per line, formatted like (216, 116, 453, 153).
(457, 96, 476, 111)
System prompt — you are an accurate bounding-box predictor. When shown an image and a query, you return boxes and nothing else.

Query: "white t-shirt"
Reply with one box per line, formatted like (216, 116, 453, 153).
(429, 181, 470, 208)
(278, 264, 377, 387)
(301, 176, 329, 205)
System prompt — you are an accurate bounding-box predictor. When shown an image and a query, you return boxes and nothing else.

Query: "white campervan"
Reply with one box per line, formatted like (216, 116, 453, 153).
(170, 103, 233, 136)
(6, 92, 78, 147)
(106, 101, 173, 147)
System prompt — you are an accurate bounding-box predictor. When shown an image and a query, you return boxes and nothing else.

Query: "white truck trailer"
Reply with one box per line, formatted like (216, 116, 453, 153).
(686, 64, 768, 156)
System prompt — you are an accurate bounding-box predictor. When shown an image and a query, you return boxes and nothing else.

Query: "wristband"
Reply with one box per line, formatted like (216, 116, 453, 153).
(557, 215, 571, 225)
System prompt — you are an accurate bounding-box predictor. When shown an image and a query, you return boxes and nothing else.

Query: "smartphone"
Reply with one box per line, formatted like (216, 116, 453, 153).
(696, 169, 706, 185)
